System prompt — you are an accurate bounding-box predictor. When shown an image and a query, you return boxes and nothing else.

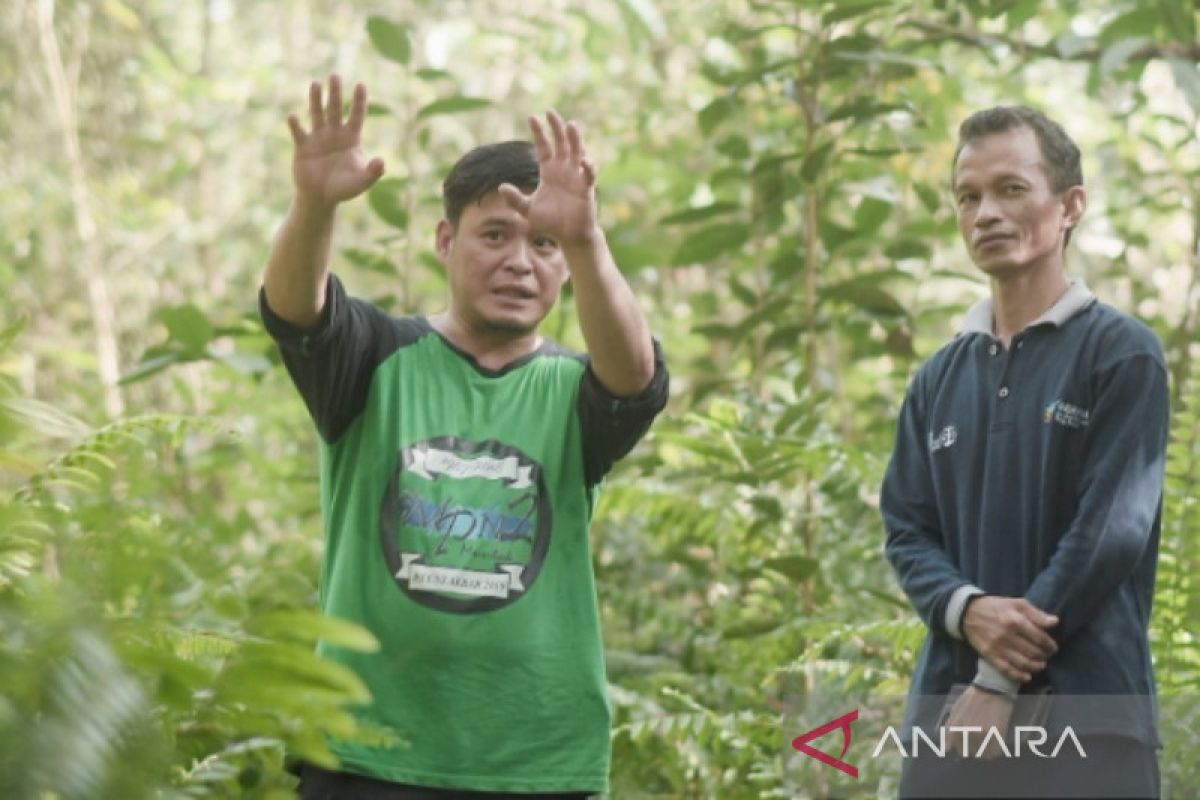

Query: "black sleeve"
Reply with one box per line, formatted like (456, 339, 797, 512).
(578, 339, 669, 488)
(259, 274, 426, 443)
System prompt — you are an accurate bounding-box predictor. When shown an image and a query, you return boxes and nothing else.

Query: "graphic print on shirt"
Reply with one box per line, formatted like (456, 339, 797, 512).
(379, 436, 551, 614)
(1043, 398, 1090, 429)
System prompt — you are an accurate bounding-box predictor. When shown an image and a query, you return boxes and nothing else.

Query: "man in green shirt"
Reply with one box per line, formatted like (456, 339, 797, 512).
(261, 75, 668, 798)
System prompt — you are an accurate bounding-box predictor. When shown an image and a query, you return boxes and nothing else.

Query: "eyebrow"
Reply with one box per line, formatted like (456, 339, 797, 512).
(476, 216, 517, 228)
(954, 172, 1031, 191)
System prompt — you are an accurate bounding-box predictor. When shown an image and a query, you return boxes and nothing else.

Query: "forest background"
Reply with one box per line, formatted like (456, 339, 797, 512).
(1, 0, 1198, 797)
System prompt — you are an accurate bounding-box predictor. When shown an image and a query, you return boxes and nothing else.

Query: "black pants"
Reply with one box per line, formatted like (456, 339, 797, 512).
(296, 763, 593, 800)
(898, 734, 1160, 799)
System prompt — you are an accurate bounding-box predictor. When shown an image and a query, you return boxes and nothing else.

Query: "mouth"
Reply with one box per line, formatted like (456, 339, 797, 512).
(975, 234, 1014, 249)
(492, 286, 537, 301)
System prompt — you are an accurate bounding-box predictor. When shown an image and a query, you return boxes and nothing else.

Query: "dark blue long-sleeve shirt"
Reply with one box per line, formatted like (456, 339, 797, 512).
(881, 283, 1168, 744)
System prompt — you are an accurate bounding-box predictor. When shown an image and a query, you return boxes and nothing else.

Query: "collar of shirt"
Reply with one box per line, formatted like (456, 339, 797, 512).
(960, 280, 1097, 337)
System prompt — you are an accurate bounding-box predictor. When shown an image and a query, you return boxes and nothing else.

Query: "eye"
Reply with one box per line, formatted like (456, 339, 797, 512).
(1003, 184, 1026, 196)
(956, 192, 978, 207)
(482, 229, 505, 243)
(533, 235, 558, 253)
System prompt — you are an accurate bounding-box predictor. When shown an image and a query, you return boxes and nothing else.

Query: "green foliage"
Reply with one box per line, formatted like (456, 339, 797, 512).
(2, 0, 1198, 795)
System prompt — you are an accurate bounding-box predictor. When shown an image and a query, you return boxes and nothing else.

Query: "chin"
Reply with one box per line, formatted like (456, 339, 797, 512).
(481, 315, 541, 336)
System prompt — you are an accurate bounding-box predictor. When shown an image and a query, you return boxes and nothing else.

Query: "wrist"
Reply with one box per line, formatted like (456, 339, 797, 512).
(560, 225, 606, 264)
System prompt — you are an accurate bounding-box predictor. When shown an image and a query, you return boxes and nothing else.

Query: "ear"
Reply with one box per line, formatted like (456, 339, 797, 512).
(1061, 186, 1086, 231)
(435, 219, 454, 262)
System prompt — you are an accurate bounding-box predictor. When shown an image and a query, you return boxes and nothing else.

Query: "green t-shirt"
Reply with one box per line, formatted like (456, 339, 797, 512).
(262, 276, 667, 793)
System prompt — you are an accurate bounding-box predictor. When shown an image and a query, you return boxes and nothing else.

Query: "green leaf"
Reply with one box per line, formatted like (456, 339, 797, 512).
(119, 352, 182, 385)
(853, 196, 892, 234)
(822, 0, 891, 26)
(416, 96, 493, 119)
(885, 239, 933, 260)
(763, 555, 819, 582)
(659, 202, 740, 226)
(0, 316, 27, 353)
(820, 278, 908, 318)
(366, 17, 411, 65)
(1167, 58, 1200, 116)
(156, 304, 214, 355)
(671, 222, 750, 265)
(801, 142, 834, 183)
(915, 182, 942, 214)
(367, 178, 410, 229)
(0, 397, 91, 440)
(246, 610, 381, 653)
(698, 96, 738, 135)
(1099, 37, 1151, 78)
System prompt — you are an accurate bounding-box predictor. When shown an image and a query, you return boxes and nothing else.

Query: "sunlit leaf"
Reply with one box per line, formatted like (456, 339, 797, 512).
(416, 96, 492, 119)
(366, 17, 411, 65)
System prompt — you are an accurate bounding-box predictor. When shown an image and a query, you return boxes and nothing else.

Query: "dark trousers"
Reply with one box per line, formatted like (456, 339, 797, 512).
(296, 763, 593, 800)
(898, 734, 1160, 799)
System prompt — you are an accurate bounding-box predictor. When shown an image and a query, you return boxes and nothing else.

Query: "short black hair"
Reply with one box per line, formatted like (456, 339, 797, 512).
(442, 141, 539, 228)
(953, 105, 1083, 246)
(953, 105, 1082, 193)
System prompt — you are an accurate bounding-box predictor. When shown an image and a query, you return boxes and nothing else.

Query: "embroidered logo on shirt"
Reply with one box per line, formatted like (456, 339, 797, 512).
(1043, 399, 1090, 429)
(927, 426, 957, 453)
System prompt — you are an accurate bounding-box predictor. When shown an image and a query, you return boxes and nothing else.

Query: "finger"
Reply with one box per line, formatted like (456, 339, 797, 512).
(497, 182, 531, 215)
(581, 156, 597, 187)
(367, 157, 385, 180)
(327, 74, 344, 127)
(565, 120, 583, 162)
(1012, 623, 1058, 657)
(527, 115, 552, 162)
(546, 109, 568, 158)
(347, 83, 368, 132)
(287, 114, 307, 145)
(309, 81, 325, 129)
(1020, 602, 1059, 629)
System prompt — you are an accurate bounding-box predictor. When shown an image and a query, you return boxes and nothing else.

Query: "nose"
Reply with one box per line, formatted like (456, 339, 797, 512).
(502, 239, 534, 275)
(974, 192, 1001, 228)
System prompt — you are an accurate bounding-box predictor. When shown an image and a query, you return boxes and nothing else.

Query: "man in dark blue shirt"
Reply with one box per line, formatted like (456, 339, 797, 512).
(882, 106, 1168, 799)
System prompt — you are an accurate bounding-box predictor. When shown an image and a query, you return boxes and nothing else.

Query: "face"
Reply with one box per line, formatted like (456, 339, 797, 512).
(436, 190, 568, 337)
(953, 126, 1085, 279)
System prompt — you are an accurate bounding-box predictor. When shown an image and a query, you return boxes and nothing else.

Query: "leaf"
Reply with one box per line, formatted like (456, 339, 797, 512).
(801, 142, 835, 183)
(0, 398, 91, 440)
(671, 222, 750, 265)
(1099, 37, 1151, 78)
(822, 0, 891, 25)
(416, 96, 492, 119)
(698, 96, 738, 135)
(366, 17, 411, 65)
(0, 316, 27, 352)
(1167, 58, 1200, 116)
(367, 178, 409, 229)
(246, 610, 380, 653)
(885, 239, 933, 260)
(119, 352, 182, 385)
(820, 278, 908, 318)
(101, 0, 141, 31)
(914, 182, 942, 214)
(156, 304, 213, 355)
(853, 196, 893, 234)
(659, 202, 740, 226)
(763, 555, 819, 582)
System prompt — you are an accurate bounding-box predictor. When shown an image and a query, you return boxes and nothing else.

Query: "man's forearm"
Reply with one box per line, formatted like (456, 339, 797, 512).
(563, 227, 655, 397)
(263, 196, 338, 328)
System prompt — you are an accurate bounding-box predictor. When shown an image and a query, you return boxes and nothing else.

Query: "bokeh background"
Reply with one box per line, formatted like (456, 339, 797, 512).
(1, 0, 1197, 796)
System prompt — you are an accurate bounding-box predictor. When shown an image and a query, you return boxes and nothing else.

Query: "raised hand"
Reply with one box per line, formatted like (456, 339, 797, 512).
(287, 75, 385, 208)
(498, 110, 598, 251)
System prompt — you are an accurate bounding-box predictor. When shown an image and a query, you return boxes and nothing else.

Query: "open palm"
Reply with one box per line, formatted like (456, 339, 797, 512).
(500, 110, 599, 247)
(287, 76, 384, 207)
